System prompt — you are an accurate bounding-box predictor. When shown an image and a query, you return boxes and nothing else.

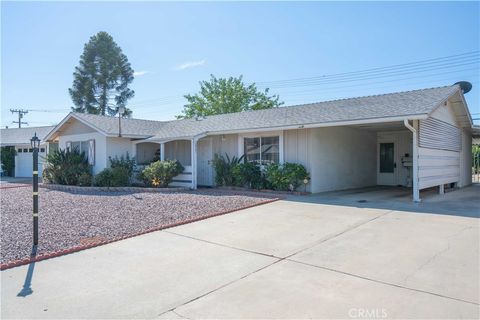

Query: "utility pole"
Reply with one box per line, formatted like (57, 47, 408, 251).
(10, 109, 29, 128)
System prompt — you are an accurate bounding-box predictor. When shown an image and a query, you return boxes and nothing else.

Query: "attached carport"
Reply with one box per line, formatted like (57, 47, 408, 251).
(326, 85, 473, 203)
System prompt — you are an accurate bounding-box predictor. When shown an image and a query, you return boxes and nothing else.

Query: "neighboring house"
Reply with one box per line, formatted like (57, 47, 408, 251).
(0, 126, 55, 177)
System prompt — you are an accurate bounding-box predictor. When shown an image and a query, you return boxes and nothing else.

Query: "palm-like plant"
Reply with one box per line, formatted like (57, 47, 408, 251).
(43, 148, 91, 185)
(211, 153, 244, 186)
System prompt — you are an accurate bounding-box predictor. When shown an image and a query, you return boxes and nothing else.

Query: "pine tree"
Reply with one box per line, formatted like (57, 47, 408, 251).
(69, 32, 134, 116)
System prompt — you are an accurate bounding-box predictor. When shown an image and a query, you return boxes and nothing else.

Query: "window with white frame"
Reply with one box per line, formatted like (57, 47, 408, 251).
(244, 136, 280, 165)
(67, 140, 95, 165)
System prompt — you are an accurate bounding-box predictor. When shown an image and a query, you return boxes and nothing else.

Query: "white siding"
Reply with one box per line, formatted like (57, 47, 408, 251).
(60, 119, 96, 135)
(459, 128, 472, 187)
(417, 101, 463, 190)
(210, 134, 238, 186)
(212, 134, 238, 159)
(417, 147, 460, 189)
(106, 137, 133, 165)
(284, 129, 311, 191)
(308, 127, 377, 193)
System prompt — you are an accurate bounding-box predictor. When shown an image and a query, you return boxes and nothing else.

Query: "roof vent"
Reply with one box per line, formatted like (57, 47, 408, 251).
(454, 81, 472, 94)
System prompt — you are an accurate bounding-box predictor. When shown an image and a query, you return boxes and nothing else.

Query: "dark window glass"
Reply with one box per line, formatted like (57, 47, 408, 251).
(40, 148, 45, 153)
(379, 143, 394, 173)
(18, 149, 22, 153)
(28, 149, 33, 153)
(23, 148, 28, 153)
(244, 137, 260, 164)
(261, 136, 279, 165)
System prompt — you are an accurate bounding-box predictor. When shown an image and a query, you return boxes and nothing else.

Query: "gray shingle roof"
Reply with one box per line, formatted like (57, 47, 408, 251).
(0, 126, 55, 146)
(72, 112, 168, 137)
(45, 85, 463, 142)
(147, 85, 460, 141)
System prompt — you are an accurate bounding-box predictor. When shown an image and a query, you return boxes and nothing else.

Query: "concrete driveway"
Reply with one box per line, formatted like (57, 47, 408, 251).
(1, 186, 479, 319)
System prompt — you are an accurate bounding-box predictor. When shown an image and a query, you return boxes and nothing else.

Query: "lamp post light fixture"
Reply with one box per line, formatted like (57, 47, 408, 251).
(118, 106, 126, 137)
(30, 133, 41, 245)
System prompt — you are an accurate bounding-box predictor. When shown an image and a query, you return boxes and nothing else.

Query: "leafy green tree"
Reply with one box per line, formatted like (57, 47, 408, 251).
(177, 75, 282, 119)
(69, 31, 134, 117)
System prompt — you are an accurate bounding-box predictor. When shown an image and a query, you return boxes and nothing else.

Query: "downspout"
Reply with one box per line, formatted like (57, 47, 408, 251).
(404, 119, 421, 202)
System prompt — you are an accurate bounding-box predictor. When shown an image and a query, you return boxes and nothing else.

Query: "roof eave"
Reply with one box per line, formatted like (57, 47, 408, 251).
(44, 113, 110, 141)
(205, 114, 430, 136)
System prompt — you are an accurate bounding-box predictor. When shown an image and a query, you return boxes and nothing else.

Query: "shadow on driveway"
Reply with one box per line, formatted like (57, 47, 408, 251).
(284, 185, 480, 218)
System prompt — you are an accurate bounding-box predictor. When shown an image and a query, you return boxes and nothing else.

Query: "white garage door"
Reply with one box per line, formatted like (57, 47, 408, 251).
(15, 148, 46, 177)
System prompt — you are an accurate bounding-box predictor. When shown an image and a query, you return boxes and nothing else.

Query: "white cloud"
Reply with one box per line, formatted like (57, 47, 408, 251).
(173, 59, 206, 71)
(134, 70, 151, 76)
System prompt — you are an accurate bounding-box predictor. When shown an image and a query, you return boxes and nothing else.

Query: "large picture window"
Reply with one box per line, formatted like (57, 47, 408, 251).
(244, 136, 279, 165)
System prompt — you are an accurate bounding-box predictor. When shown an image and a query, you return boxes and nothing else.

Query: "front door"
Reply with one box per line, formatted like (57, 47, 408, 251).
(197, 138, 214, 186)
(377, 142, 395, 185)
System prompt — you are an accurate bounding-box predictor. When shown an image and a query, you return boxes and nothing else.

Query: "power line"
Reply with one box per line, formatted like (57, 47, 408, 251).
(256, 51, 479, 86)
(269, 68, 478, 97)
(257, 60, 479, 89)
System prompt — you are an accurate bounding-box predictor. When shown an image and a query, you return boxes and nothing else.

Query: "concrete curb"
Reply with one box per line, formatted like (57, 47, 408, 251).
(0, 197, 280, 271)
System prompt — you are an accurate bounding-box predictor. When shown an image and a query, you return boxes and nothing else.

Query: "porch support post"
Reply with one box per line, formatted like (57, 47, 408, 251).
(439, 184, 445, 194)
(404, 119, 421, 202)
(191, 138, 197, 190)
(160, 143, 165, 161)
(131, 142, 136, 160)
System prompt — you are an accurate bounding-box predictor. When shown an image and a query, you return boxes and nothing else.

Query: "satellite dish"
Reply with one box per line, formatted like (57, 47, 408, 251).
(454, 81, 472, 94)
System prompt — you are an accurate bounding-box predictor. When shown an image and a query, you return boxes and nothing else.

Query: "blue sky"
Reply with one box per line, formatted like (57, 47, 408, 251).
(1, 1, 479, 128)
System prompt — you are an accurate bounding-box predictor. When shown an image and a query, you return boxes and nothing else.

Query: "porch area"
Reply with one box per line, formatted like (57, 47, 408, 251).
(133, 140, 193, 188)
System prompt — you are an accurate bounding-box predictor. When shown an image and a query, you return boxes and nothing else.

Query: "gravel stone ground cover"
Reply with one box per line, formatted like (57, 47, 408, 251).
(0, 187, 274, 264)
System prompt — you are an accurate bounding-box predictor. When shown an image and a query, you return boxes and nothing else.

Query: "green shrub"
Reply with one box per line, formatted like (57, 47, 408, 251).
(95, 169, 114, 187)
(265, 163, 309, 191)
(43, 148, 91, 185)
(142, 160, 184, 187)
(109, 153, 136, 177)
(78, 172, 93, 186)
(94, 166, 130, 187)
(0, 146, 16, 176)
(232, 162, 266, 189)
(111, 166, 130, 186)
(211, 153, 244, 186)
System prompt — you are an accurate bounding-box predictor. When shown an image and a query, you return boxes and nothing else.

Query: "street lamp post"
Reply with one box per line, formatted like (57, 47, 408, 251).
(30, 133, 40, 245)
(118, 106, 125, 137)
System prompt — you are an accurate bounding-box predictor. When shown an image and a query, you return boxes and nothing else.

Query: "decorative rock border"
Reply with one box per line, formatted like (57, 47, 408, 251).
(0, 197, 280, 271)
(217, 186, 310, 196)
(41, 183, 189, 193)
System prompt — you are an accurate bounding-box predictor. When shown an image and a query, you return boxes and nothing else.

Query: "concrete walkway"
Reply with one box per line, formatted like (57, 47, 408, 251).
(1, 186, 479, 319)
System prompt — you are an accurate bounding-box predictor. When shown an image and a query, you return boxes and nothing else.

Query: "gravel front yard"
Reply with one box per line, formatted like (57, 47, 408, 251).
(0, 187, 275, 264)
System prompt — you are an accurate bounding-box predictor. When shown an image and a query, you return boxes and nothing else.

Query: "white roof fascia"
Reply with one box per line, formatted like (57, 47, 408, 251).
(203, 114, 429, 136)
(426, 85, 473, 127)
(44, 113, 110, 141)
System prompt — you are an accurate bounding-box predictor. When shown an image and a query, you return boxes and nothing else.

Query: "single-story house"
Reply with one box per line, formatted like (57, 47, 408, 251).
(4, 84, 474, 201)
(0, 126, 55, 177)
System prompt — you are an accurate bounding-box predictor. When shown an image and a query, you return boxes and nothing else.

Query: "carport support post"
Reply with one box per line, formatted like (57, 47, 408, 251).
(191, 138, 197, 190)
(404, 119, 421, 202)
